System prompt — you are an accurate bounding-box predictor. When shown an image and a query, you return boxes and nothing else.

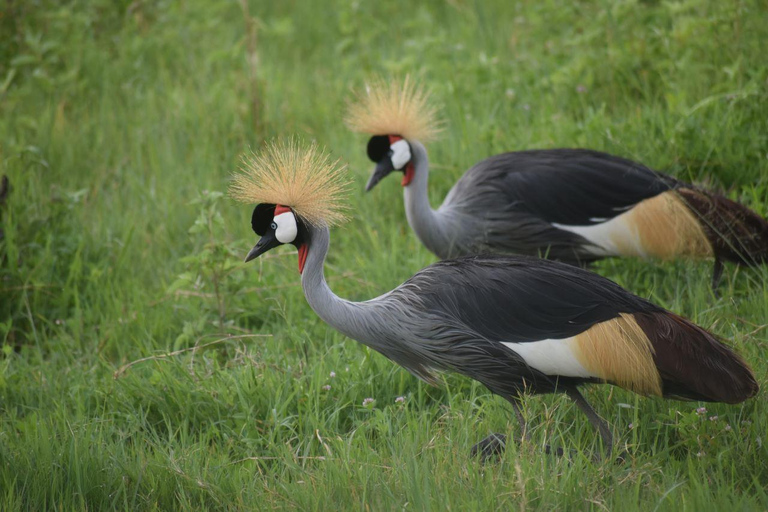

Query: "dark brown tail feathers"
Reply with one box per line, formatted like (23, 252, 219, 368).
(677, 188, 768, 266)
(634, 311, 758, 404)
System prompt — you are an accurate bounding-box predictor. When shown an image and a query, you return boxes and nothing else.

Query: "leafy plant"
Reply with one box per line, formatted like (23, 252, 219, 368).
(662, 405, 751, 458)
(168, 190, 249, 346)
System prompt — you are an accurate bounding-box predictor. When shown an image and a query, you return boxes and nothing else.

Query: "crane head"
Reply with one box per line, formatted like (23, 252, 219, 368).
(244, 203, 309, 273)
(365, 135, 415, 192)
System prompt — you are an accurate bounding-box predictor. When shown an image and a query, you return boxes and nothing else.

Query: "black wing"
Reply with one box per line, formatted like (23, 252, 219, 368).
(397, 255, 660, 344)
(445, 148, 682, 226)
(379, 256, 756, 403)
(377, 255, 660, 397)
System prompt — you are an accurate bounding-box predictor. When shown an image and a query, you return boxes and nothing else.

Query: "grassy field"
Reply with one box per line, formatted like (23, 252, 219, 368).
(1, 0, 767, 509)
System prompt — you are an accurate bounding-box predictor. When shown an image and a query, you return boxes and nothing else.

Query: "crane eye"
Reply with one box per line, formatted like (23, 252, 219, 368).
(270, 222, 277, 230)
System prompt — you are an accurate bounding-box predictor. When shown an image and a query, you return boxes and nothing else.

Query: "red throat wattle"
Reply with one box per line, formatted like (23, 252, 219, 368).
(402, 162, 415, 187)
(298, 244, 308, 274)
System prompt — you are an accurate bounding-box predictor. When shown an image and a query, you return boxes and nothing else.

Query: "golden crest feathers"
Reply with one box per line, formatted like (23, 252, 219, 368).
(345, 75, 443, 142)
(229, 138, 351, 227)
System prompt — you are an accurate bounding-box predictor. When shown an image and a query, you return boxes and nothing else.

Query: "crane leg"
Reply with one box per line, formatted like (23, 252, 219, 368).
(472, 390, 619, 462)
(566, 387, 613, 459)
(471, 399, 527, 462)
(471, 432, 506, 462)
(711, 259, 724, 296)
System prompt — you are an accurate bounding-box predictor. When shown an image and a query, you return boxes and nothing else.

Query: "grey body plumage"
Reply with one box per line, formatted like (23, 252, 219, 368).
(301, 223, 520, 389)
(303, 223, 592, 395)
(405, 141, 598, 261)
(374, 138, 768, 286)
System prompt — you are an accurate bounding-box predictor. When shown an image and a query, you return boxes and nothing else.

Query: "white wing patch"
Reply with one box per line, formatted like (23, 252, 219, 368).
(553, 210, 647, 258)
(501, 338, 596, 378)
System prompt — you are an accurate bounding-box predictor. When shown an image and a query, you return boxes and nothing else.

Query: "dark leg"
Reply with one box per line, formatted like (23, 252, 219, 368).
(565, 387, 613, 459)
(471, 400, 527, 462)
(511, 399, 529, 441)
(471, 432, 506, 462)
(711, 258, 724, 296)
(0, 175, 8, 241)
(0, 175, 9, 205)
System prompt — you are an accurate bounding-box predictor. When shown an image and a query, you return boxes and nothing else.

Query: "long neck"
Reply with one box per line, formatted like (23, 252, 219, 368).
(300, 225, 372, 342)
(403, 140, 449, 257)
(298, 224, 430, 379)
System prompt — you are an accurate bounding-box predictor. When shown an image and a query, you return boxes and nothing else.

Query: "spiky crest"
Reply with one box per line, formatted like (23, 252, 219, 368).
(229, 138, 351, 227)
(345, 75, 443, 142)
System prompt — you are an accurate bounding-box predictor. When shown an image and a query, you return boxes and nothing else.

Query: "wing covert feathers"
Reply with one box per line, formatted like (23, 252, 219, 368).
(230, 138, 351, 227)
(572, 314, 662, 396)
(571, 311, 757, 402)
(624, 187, 768, 264)
(345, 75, 443, 141)
(623, 191, 713, 259)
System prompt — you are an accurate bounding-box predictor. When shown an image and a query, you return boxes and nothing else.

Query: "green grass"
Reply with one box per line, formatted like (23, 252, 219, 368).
(1, 0, 767, 509)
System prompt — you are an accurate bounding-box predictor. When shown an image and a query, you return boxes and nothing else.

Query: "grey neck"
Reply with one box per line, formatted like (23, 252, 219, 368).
(299, 225, 372, 343)
(297, 223, 436, 382)
(403, 140, 450, 258)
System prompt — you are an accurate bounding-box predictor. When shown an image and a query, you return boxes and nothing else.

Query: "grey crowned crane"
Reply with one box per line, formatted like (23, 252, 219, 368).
(346, 77, 768, 290)
(231, 139, 758, 460)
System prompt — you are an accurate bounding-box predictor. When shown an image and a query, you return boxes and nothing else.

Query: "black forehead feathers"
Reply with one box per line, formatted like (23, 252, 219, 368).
(250, 203, 309, 245)
(251, 203, 276, 235)
(366, 135, 391, 163)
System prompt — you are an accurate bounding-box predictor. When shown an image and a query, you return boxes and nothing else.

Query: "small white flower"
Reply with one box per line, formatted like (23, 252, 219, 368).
(329, 371, 336, 378)
(395, 396, 405, 404)
(362, 398, 374, 407)
(709, 415, 718, 422)
(696, 407, 707, 415)
(725, 424, 732, 432)
(321, 385, 331, 391)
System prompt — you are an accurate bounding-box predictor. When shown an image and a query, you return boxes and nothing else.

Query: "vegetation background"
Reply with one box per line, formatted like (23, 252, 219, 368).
(1, 0, 767, 509)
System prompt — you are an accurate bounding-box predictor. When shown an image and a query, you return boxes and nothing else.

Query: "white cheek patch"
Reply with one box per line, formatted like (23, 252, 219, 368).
(274, 211, 298, 244)
(390, 139, 411, 170)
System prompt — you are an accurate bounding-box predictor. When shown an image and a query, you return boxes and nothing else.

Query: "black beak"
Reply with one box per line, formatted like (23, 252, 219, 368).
(244, 231, 280, 263)
(365, 158, 395, 192)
